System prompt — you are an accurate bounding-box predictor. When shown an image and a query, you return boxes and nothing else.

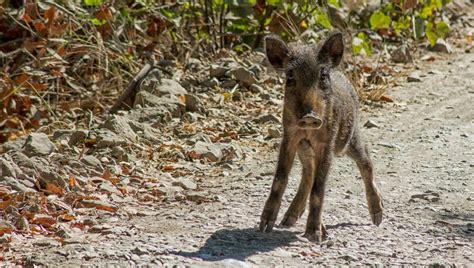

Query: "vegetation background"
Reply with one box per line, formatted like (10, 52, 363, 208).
(0, 0, 466, 142)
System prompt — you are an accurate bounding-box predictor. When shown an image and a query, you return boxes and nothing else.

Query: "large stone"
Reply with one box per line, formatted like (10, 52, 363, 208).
(255, 114, 280, 124)
(154, 78, 187, 97)
(210, 64, 229, 78)
(1, 136, 27, 153)
(81, 155, 104, 172)
(69, 130, 89, 146)
(22, 133, 56, 157)
(185, 94, 202, 113)
(226, 67, 257, 86)
(101, 115, 138, 142)
(1, 157, 22, 178)
(391, 45, 412, 63)
(190, 141, 222, 162)
(407, 71, 422, 82)
(96, 129, 128, 149)
(172, 177, 197, 190)
(0, 176, 34, 192)
(133, 91, 185, 118)
(429, 39, 453, 54)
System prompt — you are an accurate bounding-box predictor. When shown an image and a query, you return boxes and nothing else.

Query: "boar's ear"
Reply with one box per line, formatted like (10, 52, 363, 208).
(265, 35, 289, 69)
(317, 32, 344, 67)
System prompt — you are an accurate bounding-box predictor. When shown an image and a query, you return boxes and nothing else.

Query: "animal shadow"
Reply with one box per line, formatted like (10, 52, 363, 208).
(176, 227, 299, 261)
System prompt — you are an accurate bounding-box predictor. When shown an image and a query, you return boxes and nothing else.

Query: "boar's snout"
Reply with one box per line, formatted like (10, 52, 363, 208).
(298, 111, 323, 129)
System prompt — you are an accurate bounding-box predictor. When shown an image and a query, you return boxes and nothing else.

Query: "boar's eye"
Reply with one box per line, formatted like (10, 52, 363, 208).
(320, 67, 329, 80)
(319, 67, 331, 90)
(286, 71, 296, 87)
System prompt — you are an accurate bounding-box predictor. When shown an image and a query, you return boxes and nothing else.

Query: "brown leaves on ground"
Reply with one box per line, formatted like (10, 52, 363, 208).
(0, 2, 144, 143)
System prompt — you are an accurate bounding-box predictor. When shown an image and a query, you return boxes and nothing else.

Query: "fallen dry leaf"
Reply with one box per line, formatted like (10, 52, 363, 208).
(30, 214, 56, 228)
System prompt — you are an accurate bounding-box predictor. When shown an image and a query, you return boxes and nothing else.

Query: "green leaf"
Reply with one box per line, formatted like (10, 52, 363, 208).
(370, 11, 391, 29)
(328, 0, 341, 8)
(83, 0, 102, 6)
(352, 32, 372, 57)
(435, 21, 449, 39)
(425, 21, 437, 46)
(412, 16, 425, 39)
(314, 8, 332, 29)
(267, 0, 281, 6)
(91, 18, 106, 26)
(392, 15, 410, 34)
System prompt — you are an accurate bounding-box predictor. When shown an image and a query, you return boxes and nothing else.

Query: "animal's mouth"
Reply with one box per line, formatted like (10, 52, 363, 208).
(297, 112, 323, 129)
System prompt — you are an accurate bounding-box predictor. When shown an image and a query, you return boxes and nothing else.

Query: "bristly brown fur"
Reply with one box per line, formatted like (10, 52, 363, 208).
(259, 32, 383, 242)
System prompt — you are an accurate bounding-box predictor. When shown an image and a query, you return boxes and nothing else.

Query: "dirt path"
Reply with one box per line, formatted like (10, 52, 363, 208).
(5, 52, 473, 266)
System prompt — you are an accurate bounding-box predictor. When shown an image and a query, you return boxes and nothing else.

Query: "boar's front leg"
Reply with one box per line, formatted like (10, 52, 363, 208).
(304, 144, 332, 242)
(281, 140, 316, 227)
(260, 136, 298, 232)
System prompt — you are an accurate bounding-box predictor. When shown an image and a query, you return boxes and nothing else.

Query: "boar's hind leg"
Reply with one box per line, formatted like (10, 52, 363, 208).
(347, 134, 383, 226)
(281, 141, 315, 227)
(304, 144, 332, 242)
(260, 136, 298, 232)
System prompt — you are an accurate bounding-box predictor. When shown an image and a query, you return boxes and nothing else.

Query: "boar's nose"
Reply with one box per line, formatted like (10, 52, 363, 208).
(298, 111, 323, 129)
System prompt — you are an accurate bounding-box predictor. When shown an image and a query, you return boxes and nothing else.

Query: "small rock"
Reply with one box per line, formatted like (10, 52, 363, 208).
(81, 199, 118, 212)
(391, 45, 412, 63)
(429, 39, 453, 54)
(101, 115, 138, 142)
(185, 94, 202, 112)
(1, 158, 22, 178)
(364, 120, 379, 128)
(0, 221, 14, 234)
(69, 130, 89, 146)
(23, 133, 56, 157)
(200, 77, 220, 87)
(55, 229, 72, 238)
(226, 67, 257, 86)
(133, 91, 186, 118)
(190, 141, 222, 162)
(232, 92, 243, 101)
(268, 128, 281, 138)
(186, 191, 210, 203)
(52, 129, 72, 141)
(407, 71, 422, 82)
(0, 176, 33, 192)
(154, 78, 187, 97)
(99, 183, 123, 196)
(33, 239, 60, 247)
(172, 177, 197, 190)
(186, 58, 202, 70)
(111, 146, 126, 158)
(221, 80, 238, 88)
(90, 224, 113, 234)
(63, 237, 87, 245)
(210, 64, 229, 78)
(0, 233, 12, 243)
(81, 155, 104, 172)
(1, 136, 27, 153)
(96, 130, 128, 149)
(183, 112, 202, 123)
(132, 246, 149, 256)
(15, 216, 30, 231)
(255, 114, 280, 124)
(249, 84, 264, 94)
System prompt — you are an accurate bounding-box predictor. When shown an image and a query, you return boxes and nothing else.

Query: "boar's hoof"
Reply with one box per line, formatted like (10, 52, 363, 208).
(304, 224, 328, 242)
(371, 211, 383, 226)
(280, 213, 298, 227)
(259, 218, 276, 233)
(369, 198, 383, 226)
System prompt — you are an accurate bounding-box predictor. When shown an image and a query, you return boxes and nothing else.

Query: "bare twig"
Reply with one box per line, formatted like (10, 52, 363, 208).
(109, 62, 157, 114)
